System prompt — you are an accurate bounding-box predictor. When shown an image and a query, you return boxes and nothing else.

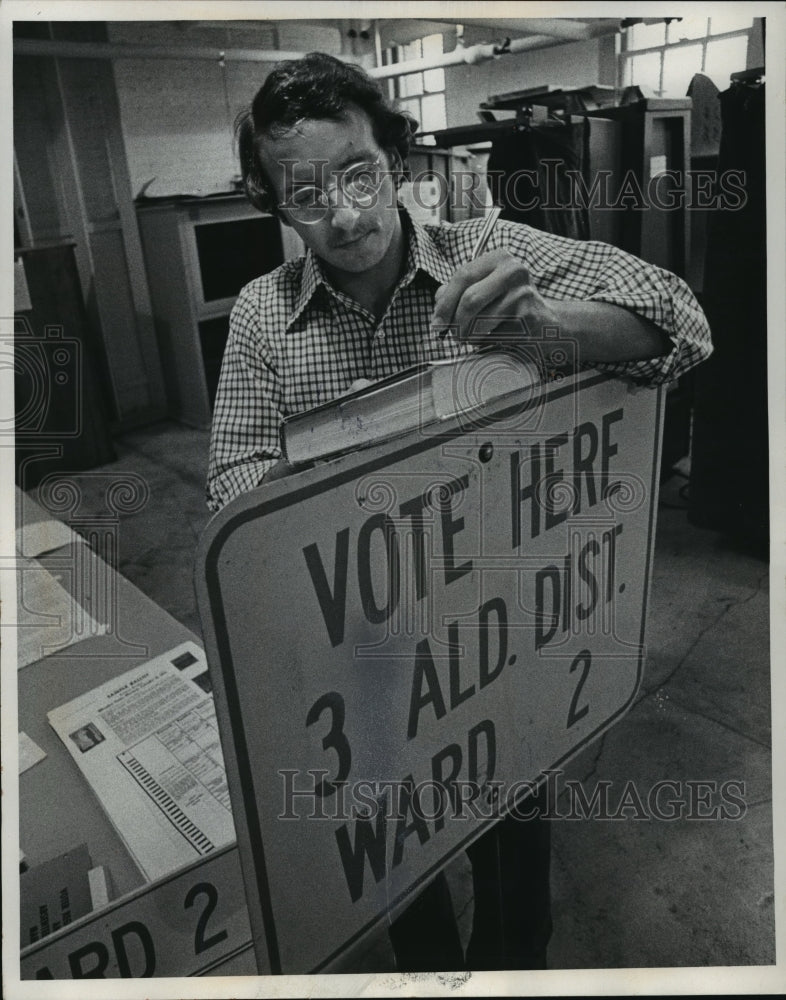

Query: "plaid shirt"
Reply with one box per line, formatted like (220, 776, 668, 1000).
(207, 210, 711, 512)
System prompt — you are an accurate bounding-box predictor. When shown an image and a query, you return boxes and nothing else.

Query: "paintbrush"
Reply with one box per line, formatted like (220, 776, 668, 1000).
(437, 204, 503, 338)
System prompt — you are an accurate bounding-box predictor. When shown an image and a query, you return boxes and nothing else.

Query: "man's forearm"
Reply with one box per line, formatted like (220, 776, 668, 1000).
(549, 299, 672, 364)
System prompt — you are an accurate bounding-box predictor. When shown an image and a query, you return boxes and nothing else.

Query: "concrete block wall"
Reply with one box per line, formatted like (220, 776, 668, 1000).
(106, 20, 609, 199)
(108, 20, 345, 198)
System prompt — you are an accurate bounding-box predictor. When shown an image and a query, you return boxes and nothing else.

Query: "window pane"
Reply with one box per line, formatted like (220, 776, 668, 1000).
(628, 21, 666, 49)
(422, 33, 443, 56)
(669, 15, 708, 42)
(400, 71, 424, 97)
(424, 67, 445, 93)
(420, 93, 447, 133)
(704, 36, 749, 87)
(662, 43, 704, 96)
(630, 51, 662, 93)
(710, 14, 753, 35)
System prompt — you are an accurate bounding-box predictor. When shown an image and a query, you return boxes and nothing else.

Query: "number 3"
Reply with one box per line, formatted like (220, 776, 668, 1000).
(306, 691, 352, 797)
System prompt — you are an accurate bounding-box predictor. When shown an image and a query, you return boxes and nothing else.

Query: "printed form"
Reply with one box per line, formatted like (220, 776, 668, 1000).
(48, 642, 236, 882)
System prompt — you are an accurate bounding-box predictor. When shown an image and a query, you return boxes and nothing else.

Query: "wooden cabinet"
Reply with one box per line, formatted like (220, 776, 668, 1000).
(136, 196, 303, 429)
(583, 98, 692, 279)
(13, 23, 168, 430)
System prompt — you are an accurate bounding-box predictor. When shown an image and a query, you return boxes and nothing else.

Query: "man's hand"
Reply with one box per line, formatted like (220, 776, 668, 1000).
(431, 249, 672, 363)
(431, 249, 561, 343)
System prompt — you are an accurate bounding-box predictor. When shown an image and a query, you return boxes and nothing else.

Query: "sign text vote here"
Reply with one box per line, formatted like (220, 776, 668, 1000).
(208, 374, 663, 972)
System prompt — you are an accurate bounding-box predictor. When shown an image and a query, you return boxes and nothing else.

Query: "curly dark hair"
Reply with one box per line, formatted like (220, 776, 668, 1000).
(236, 52, 418, 216)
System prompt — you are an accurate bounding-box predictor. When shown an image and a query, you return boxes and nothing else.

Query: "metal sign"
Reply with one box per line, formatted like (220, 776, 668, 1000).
(20, 845, 252, 979)
(197, 371, 665, 974)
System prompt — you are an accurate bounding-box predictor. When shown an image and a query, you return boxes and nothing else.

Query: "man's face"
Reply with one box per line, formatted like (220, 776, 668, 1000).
(259, 105, 402, 276)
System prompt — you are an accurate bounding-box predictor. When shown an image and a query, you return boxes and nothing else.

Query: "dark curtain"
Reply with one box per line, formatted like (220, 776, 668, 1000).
(486, 122, 589, 240)
(688, 81, 768, 547)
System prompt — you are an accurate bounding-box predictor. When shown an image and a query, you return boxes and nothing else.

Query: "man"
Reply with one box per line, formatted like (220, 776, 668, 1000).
(207, 52, 712, 971)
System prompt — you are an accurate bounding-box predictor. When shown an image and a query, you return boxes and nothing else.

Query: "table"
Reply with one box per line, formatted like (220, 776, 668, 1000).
(14, 487, 256, 978)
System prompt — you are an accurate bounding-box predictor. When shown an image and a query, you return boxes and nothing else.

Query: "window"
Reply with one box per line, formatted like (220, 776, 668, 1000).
(620, 16, 756, 96)
(384, 32, 447, 136)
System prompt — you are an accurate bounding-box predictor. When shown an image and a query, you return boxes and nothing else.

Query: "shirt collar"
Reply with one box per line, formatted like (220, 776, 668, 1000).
(286, 249, 324, 330)
(285, 207, 454, 329)
(403, 211, 454, 287)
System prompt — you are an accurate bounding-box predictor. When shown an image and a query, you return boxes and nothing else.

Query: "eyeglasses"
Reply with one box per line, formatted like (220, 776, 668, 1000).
(277, 155, 386, 224)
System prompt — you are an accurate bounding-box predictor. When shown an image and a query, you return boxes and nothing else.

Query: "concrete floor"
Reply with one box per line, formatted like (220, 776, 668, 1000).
(46, 419, 774, 972)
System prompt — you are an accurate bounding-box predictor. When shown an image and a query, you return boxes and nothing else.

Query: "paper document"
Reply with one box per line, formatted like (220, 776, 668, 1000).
(47, 642, 236, 882)
(12, 556, 108, 669)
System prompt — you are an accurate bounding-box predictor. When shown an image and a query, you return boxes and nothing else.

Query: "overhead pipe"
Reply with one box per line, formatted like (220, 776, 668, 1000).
(369, 39, 501, 79)
(368, 33, 578, 79)
(14, 29, 614, 80)
(13, 38, 307, 63)
(432, 17, 621, 41)
(436, 16, 667, 39)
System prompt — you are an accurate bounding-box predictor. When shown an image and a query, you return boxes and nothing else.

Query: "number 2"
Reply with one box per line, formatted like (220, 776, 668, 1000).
(567, 649, 591, 727)
(184, 882, 228, 955)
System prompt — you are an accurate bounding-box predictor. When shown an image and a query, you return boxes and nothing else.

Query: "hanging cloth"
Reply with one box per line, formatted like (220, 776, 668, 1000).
(486, 121, 589, 240)
(688, 79, 768, 546)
